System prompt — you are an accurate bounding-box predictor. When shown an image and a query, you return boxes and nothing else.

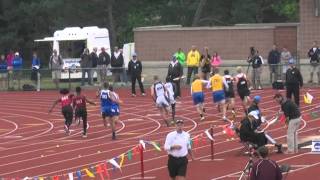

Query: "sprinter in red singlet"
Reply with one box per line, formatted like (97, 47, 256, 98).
(49, 88, 74, 135)
(73, 86, 95, 138)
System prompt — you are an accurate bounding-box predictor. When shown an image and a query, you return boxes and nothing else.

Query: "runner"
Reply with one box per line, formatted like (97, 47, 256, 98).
(223, 69, 236, 119)
(191, 74, 208, 121)
(165, 76, 176, 123)
(235, 66, 251, 115)
(151, 75, 171, 127)
(48, 88, 74, 135)
(108, 85, 123, 136)
(72, 86, 96, 138)
(207, 68, 229, 121)
(98, 82, 121, 140)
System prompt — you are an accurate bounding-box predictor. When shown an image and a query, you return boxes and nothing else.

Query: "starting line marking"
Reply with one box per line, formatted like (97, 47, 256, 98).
(200, 158, 224, 162)
(130, 177, 156, 180)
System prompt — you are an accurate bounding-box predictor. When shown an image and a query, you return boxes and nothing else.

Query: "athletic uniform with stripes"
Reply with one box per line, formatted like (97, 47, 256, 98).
(191, 79, 204, 105)
(164, 82, 175, 105)
(154, 81, 169, 108)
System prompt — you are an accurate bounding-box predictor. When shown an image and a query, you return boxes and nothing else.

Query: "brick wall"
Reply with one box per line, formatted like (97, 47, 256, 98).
(134, 25, 297, 61)
(299, 0, 320, 58)
(274, 26, 297, 55)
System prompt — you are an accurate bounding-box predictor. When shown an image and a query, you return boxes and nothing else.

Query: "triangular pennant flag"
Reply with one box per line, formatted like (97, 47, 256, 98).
(189, 139, 193, 148)
(38, 178, 44, 180)
(23, 177, 30, 180)
(83, 168, 95, 178)
(76, 170, 82, 180)
(133, 146, 140, 155)
(205, 129, 214, 141)
(119, 153, 125, 167)
(109, 158, 121, 170)
(310, 111, 319, 119)
(53, 176, 59, 180)
(279, 114, 286, 124)
(193, 136, 199, 148)
(304, 92, 314, 104)
(33, 177, 38, 180)
(127, 150, 132, 160)
(139, 140, 146, 150)
(96, 164, 104, 180)
(151, 141, 161, 151)
(103, 162, 111, 180)
(68, 173, 73, 180)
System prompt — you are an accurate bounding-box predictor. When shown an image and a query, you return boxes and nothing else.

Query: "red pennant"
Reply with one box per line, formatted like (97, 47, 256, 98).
(96, 164, 104, 180)
(133, 146, 140, 155)
(194, 137, 199, 147)
(53, 176, 59, 180)
(103, 162, 111, 180)
(279, 114, 286, 123)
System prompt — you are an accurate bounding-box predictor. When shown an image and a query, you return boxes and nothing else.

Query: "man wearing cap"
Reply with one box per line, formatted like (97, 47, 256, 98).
(274, 93, 301, 154)
(164, 119, 194, 180)
(239, 111, 268, 148)
(285, 61, 303, 106)
(128, 52, 145, 97)
(250, 146, 282, 180)
(167, 55, 183, 98)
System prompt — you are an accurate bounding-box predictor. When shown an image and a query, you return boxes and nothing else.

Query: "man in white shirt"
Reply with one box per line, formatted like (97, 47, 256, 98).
(164, 119, 194, 180)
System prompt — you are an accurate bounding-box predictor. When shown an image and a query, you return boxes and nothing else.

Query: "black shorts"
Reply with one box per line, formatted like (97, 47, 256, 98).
(225, 91, 235, 99)
(167, 155, 188, 178)
(237, 89, 250, 101)
(75, 107, 87, 119)
(62, 105, 73, 125)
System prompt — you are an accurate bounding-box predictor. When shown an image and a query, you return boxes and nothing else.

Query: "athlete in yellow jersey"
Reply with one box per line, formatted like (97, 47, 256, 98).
(191, 74, 209, 121)
(207, 68, 229, 121)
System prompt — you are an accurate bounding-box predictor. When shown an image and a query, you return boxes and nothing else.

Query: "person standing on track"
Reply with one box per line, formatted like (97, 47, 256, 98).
(151, 75, 171, 126)
(73, 86, 96, 138)
(165, 76, 176, 123)
(98, 82, 121, 140)
(285, 61, 303, 107)
(167, 55, 183, 99)
(235, 66, 251, 115)
(191, 74, 208, 121)
(48, 88, 74, 135)
(207, 68, 229, 121)
(128, 52, 145, 97)
(164, 119, 194, 180)
(273, 93, 301, 154)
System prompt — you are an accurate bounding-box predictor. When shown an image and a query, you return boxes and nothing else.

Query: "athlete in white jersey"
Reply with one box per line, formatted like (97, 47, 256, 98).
(151, 75, 170, 126)
(165, 76, 176, 122)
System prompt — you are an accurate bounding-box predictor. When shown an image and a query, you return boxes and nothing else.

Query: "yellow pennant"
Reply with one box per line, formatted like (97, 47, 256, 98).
(304, 92, 313, 104)
(84, 168, 95, 178)
(119, 153, 125, 167)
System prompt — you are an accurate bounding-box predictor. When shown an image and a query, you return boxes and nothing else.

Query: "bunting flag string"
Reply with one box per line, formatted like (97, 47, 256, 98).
(103, 162, 111, 180)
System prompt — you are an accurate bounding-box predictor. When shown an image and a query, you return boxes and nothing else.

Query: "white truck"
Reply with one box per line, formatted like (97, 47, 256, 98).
(35, 26, 111, 79)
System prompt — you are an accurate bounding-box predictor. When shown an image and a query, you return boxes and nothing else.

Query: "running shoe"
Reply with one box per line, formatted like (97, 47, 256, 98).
(132, 94, 136, 97)
(82, 134, 87, 138)
(200, 116, 205, 121)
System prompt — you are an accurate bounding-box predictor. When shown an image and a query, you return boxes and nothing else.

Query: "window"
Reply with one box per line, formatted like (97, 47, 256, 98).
(315, 0, 320, 16)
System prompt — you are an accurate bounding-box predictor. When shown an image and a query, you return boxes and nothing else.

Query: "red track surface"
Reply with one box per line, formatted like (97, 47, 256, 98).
(0, 87, 320, 179)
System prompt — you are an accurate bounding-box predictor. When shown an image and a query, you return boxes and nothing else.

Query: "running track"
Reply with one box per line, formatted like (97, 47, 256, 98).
(0, 87, 319, 179)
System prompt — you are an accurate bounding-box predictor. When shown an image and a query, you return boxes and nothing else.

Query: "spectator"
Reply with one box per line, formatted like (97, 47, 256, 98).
(167, 55, 183, 98)
(12, 52, 23, 90)
(97, 47, 110, 85)
(80, 48, 92, 86)
(211, 52, 222, 75)
(174, 48, 186, 66)
(248, 50, 263, 90)
(274, 93, 301, 154)
(280, 47, 292, 81)
(285, 61, 303, 106)
(164, 119, 194, 180)
(31, 51, 41, 89)
(90, 47, 99, 85)
(307, 41, 320, 84)
(6, 50, 14, 89)
(111, 46, 124, 84)
(200, 47, 211, 80)
(128, 52, 145, 97)
(250, 146, 282, 180)
(186, 45, 200, 84)
(49, 49, 63, 89)
(267, 44, 281, 83)
(0, 54, 8, 90)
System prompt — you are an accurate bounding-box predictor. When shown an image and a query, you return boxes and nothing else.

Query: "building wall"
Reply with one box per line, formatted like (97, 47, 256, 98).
(134, 25, 297, 61)
(299, 0, 320, 58)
